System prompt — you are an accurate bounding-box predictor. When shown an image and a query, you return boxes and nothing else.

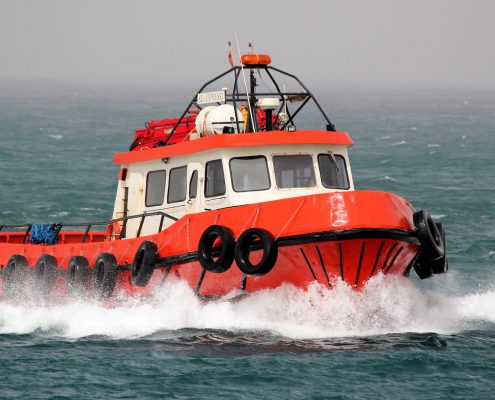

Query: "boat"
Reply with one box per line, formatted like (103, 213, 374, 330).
(0, 52, 448, 299)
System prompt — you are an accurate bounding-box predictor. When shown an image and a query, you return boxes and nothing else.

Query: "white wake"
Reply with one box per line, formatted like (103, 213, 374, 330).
(0, 274, 493, 340)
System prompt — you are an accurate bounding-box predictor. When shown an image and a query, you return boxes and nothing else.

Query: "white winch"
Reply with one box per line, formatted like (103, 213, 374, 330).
(195, 104, 244, 136)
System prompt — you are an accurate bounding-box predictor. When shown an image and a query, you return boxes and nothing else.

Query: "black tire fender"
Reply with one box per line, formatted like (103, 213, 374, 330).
(412, 256, 433, 280)
(3, 254, 28, 297)
(66, 256, 90, 296)
(92, 253, 118, 298)
(197, 225, 235, 273)
(234, 228, 278, 276)
(431, 222, 448, 274)
(34, 254, 58, 296)
(413, 210, 445, 261)
(131, 241, 158, 287)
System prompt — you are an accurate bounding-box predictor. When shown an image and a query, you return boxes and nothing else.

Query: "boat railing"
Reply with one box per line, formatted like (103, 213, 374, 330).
(0, 211, 178, 244)
(164, 64, 335, 146)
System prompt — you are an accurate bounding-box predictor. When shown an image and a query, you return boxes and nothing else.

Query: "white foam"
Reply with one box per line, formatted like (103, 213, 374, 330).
(48, 211, 70, 218)
(1, 274, 493, 340)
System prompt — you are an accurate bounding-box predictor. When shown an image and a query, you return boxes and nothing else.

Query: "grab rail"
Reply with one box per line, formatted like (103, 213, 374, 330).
(0, 211, 178, 244)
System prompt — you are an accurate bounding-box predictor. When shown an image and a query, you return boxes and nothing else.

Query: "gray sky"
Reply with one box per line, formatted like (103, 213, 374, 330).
(1, 0, 494, 88)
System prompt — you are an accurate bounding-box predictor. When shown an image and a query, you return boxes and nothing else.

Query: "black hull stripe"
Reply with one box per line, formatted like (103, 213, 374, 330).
(381, 243, 398, 272)
(339, 243, 344, 281)
(278, 228, 418, 248)
(315, 245, 331, 288)
(384, 246, 404, 274)
(370, 240, 386, 277)
(300, 248, 317, 280)
(354, 242, 366, 287)
(195, 268, 206, 294)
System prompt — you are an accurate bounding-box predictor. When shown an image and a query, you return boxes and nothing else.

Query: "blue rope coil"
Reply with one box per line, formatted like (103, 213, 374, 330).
(29, 224, 60, 245)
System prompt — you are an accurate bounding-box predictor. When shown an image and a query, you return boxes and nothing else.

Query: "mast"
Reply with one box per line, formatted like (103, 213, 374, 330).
(247, 68, 258, 133)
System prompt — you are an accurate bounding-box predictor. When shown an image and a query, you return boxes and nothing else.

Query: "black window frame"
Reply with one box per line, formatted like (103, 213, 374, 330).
(189, 170, 198, 199)
(229, 156, 271, 193)
(145, 169, 166, 207)
(317, 153, 350, 190)
(205, 159, 226, 198)
(167, 166, 188, 204)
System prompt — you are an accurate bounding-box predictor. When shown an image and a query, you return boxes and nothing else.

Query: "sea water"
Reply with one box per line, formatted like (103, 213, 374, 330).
(0, 81, 494, 399)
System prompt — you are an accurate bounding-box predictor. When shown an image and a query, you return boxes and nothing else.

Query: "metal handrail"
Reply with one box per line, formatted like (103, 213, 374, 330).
(0, 211, 178, 243)
(164, 64, 336, 145)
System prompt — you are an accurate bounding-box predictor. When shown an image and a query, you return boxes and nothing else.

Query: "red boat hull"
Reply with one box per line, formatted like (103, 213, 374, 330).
(0, 191, 419, 297)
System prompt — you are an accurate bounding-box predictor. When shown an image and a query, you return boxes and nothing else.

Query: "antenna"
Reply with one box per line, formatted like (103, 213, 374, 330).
(235, 32, 256, 133)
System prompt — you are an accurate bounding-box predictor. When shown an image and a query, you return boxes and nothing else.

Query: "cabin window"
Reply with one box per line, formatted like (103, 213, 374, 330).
(318, 154, 350, 189)
(189, 170, 198, 199)
(167, 166, 187, 203)
(145, 170, 166, 207)
(229, 156, 270, 192)
(273, 155, 316, 188)
(205, 159, 226, 198)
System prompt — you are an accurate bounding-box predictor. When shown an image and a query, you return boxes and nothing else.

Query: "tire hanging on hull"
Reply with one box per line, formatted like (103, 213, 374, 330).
(3, 255, 29, 298)
(66, 256, 90, 296)
(34, 254, 58, 297)
(131, 241, 158, 287)
(413, 210, 447, 279)
(197, 225, 235, 273)
(234, 228, 278, 276)
(92, 253, 118, 298)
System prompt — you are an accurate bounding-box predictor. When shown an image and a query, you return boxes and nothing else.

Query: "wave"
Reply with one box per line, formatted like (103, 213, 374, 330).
(0, 274, 493, 341)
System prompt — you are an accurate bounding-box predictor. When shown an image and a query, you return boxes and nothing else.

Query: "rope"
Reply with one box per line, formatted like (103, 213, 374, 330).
(156, 220, 188, 254)
(251, 205, 261, 228)
(214, 210, 221, 225)
(275, 199, 306, 240)
(60, 249, 72, 267)
(239, 204, 261, 234)
(186, 218, 191, 252)
(118, 242, 133, 265)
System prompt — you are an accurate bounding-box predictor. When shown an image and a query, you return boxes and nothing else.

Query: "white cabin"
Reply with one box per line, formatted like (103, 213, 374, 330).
(112, 132, 354, 238)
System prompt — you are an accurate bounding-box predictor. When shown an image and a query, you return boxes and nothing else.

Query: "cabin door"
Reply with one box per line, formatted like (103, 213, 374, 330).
(123, 170, 144, 238)
(185, 163, 202, 214)
(161, 163, 203, 225)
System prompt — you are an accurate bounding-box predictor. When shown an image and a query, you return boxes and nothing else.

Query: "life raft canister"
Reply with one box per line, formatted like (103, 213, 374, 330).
(197, 225, 235, 273)
(92, 253, 118, 298)
(234, 228, 278, 276)
(131, 241, 158, 287)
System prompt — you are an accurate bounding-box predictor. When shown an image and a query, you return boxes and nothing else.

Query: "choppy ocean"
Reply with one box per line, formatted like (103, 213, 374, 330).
(0, 80, 494, 399)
